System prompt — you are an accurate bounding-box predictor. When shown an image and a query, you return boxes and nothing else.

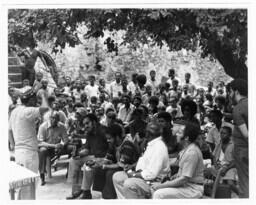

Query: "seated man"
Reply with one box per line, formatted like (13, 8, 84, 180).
(66, 113, 108, 199)
(152, 122, 204, 199)
(205, 126, 239, 195)
(37, 111, 69, 185)
(112, 121, 170, 199)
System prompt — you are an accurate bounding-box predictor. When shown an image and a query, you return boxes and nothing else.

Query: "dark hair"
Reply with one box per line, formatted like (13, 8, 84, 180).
(133, 95, 142, 103)
(185, 72, 191, 77)
(85, 113, 98, 123)
(106, 124, 123, 140)
(169, 69, 175, 74)
(48, 95, 56, 104)
(157, 111, 172, 123)
(73, 102, 84, 109)
(184, 122, 200, 143)
(209, 109, 223, 120)
(229, 79, 248, 96)
(221, 126, 232, 135)
(148, 96, 159, 106)
(136, 74, 147, 85)
(205, 93, 213, 102)
(180, 99, 197, 117)
(215, 95, 226, 105)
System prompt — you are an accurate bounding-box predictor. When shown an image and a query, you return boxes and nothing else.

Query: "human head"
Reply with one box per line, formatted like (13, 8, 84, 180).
(121, 77, 128, 88)
(180, 122, 200, 145)
(148, 96, 159, 109)
(115, 72, 122, 83)
(41, 79, 48, 89)
(168, 96, 178, 108)
(207, 81, 213, 90)
(89, 75, 96, 86)
(99, 78, 105, 87)
(215, 95, 226, 110)
(157, 111, 172, 129)
(220, 126, 232, 143)
(105, 124, 123, 146)
(22, 79, 30, 87)
(65, 76, 71, 86)
(90, 96, 98, 104)
(229, 79, 248, 105)
(133, 95, 142, 108)
(20, 89, 37, 106)
(168, 69, 175, 79)
(196, 95, 204, 106)
(50, 111, 60, 127)
(136, 74, 147, 88)
(146, 121, 163, 141)
(185, 72, 191, 83)
(172, 79, 179, 89)
(180, 99, 197, 120)
(131, 73, 138, 83)
(122, 94, 131, 106)
(106, 110, 117, 126)
(150, 70, 156, 80)
(145, 85, 152, 95)
(36, 72, 43, 81)
(209, 109, 223, 126)
(75, 107, 87, 122)
(47, 95, 56, 108)
(83, 113, 98, 134)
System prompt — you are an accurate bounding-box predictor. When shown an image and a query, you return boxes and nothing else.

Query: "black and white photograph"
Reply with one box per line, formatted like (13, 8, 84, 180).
(2, 0, 255, 202)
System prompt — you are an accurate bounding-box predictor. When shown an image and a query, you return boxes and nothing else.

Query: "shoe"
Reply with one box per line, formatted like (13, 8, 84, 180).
(40, 173, 46, 186)
(66, 190, 82, 200)
(78, 190, 92, 199)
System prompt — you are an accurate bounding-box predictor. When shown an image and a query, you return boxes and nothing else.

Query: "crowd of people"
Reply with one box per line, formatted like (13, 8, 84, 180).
(8, 68, 248, 199)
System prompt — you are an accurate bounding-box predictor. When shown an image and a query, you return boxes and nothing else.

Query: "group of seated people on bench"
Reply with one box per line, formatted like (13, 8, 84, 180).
(8, 69, 242, 199)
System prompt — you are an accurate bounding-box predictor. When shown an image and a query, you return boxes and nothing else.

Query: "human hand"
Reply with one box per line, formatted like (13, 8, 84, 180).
(127, 170, 135, 178)
(55, 143, 63, 150)
(220, 166, 228, 177)
(151, 183, 162, 191)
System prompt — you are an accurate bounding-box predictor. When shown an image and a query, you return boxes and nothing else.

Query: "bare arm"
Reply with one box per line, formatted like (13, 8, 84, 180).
(39, 94, 49, 115)
(9, 129, 15, 151)
(238, 124, 248, 139)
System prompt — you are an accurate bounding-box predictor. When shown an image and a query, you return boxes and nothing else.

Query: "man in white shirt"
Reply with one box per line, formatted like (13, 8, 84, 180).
(9, 89, 49, 199)
(84, 75, 99, 100)
(113, 121, 169, 199)
(146, 70, 158, 95)
(109, 72, 123, 99)
(127, 73, 138, 96)
(183, 73, 196, 98)
(166, 68, 180, 89)
(36, 79, 54, 99)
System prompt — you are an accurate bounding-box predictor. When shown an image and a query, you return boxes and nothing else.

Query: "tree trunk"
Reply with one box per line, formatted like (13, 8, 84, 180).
(213, 40, 248, 81)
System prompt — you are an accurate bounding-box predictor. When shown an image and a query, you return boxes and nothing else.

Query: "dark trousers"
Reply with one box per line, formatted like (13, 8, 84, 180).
(234, 145, 249, 198)
(22, 67, 35, 86)
(92, 167, 123, 199)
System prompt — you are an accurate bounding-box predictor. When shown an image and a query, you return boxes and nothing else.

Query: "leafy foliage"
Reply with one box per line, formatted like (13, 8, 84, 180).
(8, 9, 247, 80)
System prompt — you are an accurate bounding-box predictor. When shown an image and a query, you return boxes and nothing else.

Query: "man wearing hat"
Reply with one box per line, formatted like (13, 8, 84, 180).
(9, 89, 49, 199)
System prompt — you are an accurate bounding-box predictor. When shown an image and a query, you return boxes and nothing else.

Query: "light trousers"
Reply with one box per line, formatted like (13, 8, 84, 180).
(15, 149, 39, 200)
(112, 171, 151, 199)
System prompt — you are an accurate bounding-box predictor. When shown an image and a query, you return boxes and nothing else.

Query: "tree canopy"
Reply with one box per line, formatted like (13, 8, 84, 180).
(8, 9, 247, 80)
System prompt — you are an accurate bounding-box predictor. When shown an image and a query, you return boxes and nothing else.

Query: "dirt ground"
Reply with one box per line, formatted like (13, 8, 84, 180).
(36, 168, 102, 200)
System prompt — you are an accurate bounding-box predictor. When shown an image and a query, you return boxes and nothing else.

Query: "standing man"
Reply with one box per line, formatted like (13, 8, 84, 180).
(84, 75, 99, 100)
(127, 73, 138, 96)
(9, 89, 49, 199)
(146, 70, 158, 95)
(184, 73, 196, 98)
(17, 43, 41, 86)
(112, 121, 170, 199)
(229, 79, 248, 198)
(110, 72, 123, 99)
(166, 68, 180, 89)
(36, 79, 54, 100)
